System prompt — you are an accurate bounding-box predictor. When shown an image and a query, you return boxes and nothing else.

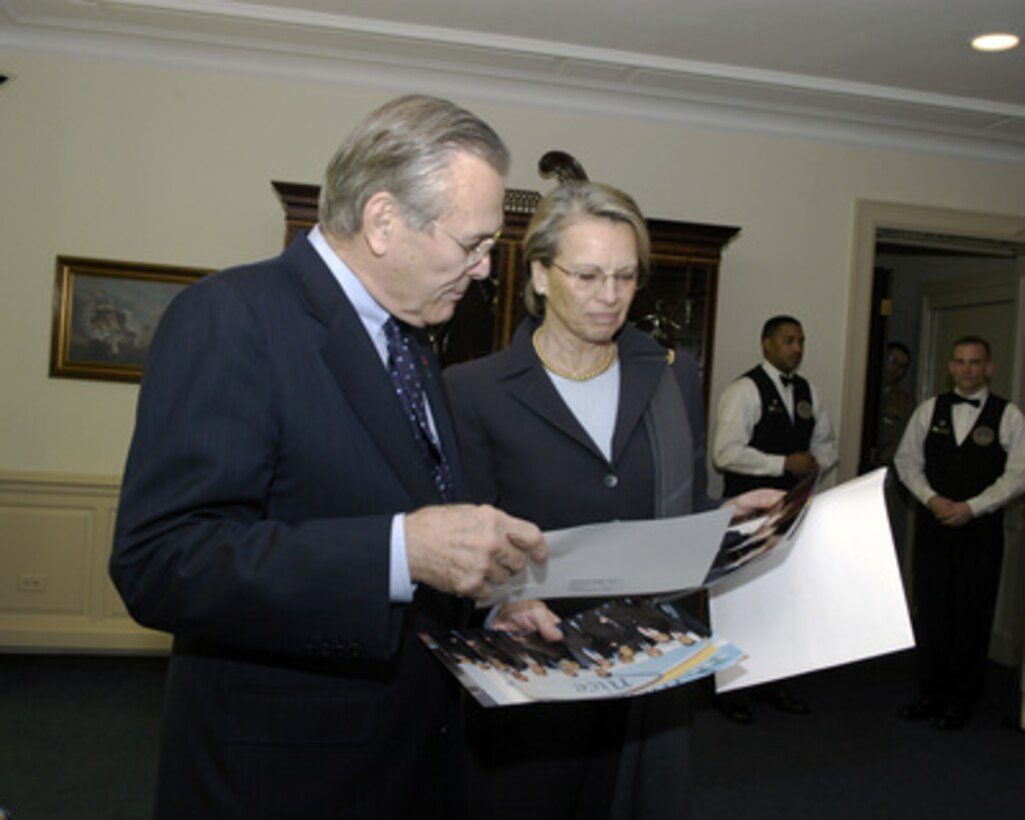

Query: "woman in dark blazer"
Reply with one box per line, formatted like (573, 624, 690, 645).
(445, 182, 774, 820)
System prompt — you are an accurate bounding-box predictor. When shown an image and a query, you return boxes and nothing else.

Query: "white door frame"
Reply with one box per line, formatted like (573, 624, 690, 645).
(842, 201, 1025, 482)
(846, 201, 1025, 674)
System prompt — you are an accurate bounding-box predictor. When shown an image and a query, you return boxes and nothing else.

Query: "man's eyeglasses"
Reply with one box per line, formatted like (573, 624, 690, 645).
(551, 261, 640, 293)
(433, 222, 501, 268)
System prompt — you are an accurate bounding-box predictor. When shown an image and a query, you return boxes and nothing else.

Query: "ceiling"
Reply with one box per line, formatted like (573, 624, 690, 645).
(2, 0, 1024, 163)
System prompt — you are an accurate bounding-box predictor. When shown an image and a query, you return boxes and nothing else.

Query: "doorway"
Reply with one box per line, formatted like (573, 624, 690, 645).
(845, 201, 1025, 670)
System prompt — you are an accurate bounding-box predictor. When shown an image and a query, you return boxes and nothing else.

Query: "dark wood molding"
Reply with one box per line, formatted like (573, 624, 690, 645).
(270, 179, 738, 407)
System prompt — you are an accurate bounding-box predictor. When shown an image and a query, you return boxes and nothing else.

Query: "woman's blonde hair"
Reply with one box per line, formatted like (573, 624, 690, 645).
(522, 181, 650, 317)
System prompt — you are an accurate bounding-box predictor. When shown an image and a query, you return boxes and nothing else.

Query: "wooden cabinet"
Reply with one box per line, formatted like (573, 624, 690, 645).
(272, 181, 738, 406)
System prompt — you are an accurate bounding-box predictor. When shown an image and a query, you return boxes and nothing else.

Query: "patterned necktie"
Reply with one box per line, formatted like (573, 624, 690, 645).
(383, 317, 454, 501)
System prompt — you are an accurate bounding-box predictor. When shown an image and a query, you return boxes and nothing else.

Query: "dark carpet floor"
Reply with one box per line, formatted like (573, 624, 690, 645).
(691, 651, 1025, 819)
(0, 653, 165, 820)
(1, 649, 1022, 819)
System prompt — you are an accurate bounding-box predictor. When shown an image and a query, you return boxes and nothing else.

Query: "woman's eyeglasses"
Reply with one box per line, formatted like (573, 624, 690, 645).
(550, 261, 639, 293)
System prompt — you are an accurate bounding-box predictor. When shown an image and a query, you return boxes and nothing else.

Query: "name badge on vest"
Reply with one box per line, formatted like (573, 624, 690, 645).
(795, 400, 814, 421)
(972, 426, 996, 447)
(767, 398, 786, 415)
(930, 419, 953, 437)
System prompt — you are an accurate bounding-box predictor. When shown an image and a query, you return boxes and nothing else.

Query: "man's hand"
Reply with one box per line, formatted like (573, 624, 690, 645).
(927, 495, 974, 527)
(784, 451, 818, 477)
(491, 599, 563, 642)
(723, 487, 786, 518)
(405, 504, 546, 601)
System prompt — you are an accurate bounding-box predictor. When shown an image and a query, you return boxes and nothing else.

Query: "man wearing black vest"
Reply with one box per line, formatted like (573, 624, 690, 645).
(712, 314, 838, 722)
(714, 314, 837, 497)
(894, 335, 1025, 730)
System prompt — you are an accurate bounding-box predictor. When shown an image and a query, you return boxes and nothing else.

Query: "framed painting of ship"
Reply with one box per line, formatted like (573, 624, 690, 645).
(50, 256, 210, 382)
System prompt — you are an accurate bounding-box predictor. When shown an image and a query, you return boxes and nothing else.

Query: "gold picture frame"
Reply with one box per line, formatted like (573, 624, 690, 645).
(50, 255, 210, 382)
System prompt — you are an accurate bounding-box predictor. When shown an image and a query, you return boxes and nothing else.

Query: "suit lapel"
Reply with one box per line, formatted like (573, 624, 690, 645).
(287, 237, 442, 505)
(499, 322, 670, 465)
(498, 324, 601, 456)
(497, 323, 673, 464)
(612, 328, 671, 462)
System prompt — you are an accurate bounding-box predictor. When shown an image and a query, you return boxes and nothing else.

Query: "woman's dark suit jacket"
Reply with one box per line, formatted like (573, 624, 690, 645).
(444, 319, 714, 532)
(443, 318, 715, 820)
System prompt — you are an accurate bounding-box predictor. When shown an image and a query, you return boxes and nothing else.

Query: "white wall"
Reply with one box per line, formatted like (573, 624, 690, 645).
(3, 48, 1025, 480)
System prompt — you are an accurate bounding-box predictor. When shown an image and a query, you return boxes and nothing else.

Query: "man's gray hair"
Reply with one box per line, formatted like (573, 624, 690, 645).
(319, 95, 510, 237)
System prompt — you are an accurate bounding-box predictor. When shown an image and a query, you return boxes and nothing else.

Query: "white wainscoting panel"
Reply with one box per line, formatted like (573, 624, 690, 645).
(0, 472, 170, 652)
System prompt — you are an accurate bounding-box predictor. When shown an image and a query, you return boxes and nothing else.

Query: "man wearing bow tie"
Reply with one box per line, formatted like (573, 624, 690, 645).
(895, 335, 1025, 730)
(711, 314, 837, 722)
(713, 314, 837, 497)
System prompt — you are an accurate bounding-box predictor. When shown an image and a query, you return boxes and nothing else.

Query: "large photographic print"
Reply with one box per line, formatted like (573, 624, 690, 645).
(421, 598, 744, 708)
(704, 468, 819, 586)
(50, 256, 210, 382)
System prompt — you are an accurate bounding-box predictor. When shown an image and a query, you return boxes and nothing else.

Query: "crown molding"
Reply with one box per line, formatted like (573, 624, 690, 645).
(2, 2, 1024, 166)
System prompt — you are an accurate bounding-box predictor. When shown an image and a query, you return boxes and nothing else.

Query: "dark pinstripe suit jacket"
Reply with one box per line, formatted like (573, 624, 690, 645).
(112, 234, 464, 819)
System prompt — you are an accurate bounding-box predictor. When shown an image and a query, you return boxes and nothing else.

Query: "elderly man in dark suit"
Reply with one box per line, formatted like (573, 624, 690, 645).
(110, 95, 546, 819)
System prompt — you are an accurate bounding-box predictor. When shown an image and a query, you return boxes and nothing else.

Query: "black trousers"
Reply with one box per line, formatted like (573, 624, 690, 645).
(464, 687, 693, 820)
(465, 697, 627, 820)
(911, 511, 1004, 711)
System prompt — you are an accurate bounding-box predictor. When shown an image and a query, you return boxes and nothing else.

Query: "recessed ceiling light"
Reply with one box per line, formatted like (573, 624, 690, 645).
(970, 32, 1021, 52)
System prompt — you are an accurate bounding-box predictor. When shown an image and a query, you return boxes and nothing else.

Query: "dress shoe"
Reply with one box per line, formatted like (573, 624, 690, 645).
(933, 706, 969, 730)
(897, 698, 939, 721)
(717, 700, 754, 724)
(757, 687, 809, 715)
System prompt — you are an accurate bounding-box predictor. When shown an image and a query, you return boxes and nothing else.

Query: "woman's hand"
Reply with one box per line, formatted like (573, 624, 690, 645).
(722, 488, 785, 518)
(492, 599, 563, 642)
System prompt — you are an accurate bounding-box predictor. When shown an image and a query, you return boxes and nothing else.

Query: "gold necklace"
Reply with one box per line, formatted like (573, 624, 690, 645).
(532, 328, 617, 381)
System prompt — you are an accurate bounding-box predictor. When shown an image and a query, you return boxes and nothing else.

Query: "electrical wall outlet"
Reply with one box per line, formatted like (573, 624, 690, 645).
(17, 573, 47, 593)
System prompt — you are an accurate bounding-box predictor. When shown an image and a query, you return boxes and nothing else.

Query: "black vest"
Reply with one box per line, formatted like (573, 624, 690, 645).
(723, 366, 815, 496)
(924, 392, 1008, 503)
